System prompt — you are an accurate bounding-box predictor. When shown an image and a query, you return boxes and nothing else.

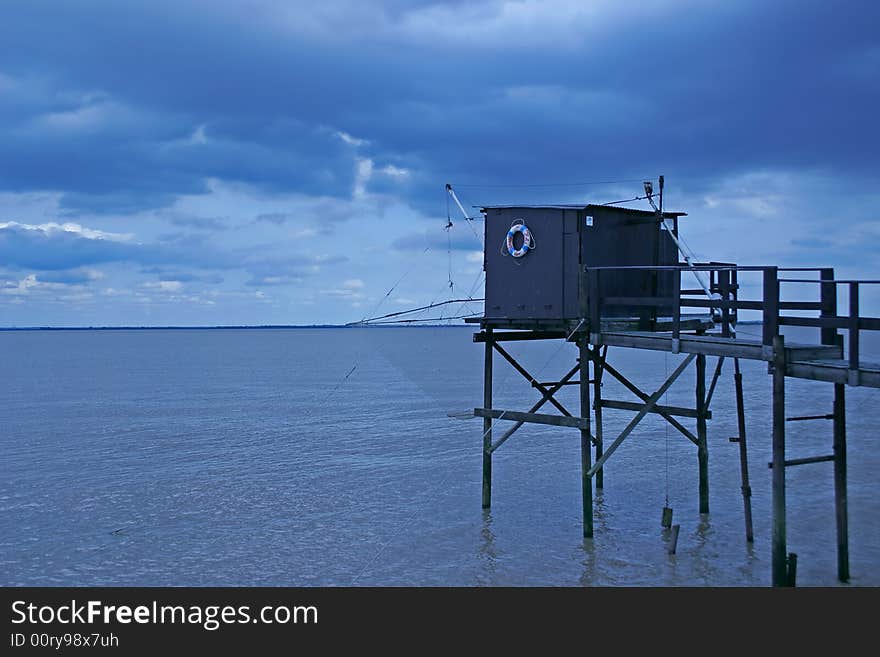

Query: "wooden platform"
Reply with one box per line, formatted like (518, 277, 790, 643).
(465, 314, 714, 333)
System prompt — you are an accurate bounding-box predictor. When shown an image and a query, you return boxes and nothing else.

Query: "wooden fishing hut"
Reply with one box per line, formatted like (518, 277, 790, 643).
(467, 185, 879, 586)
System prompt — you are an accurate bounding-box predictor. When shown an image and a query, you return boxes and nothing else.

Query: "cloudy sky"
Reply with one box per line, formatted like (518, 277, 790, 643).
(1, 0, 877, 326)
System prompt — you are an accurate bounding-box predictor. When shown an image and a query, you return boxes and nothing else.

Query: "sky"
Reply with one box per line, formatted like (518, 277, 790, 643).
(0, 0, 878, 326)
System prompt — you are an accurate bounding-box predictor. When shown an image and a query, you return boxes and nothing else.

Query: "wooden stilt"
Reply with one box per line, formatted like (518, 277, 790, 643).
(696, 354, 709, 514)
(579, 338, 594, 538)
(482, 327, 493, 509)
(772, 335, 787, 587)
(733, 358, 754, 542)
(833, 382, 849, 582)
(592, 345, 605, 489)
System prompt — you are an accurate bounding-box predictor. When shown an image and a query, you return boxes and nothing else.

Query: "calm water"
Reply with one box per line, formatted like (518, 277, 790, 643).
(1, 327, 878, 586)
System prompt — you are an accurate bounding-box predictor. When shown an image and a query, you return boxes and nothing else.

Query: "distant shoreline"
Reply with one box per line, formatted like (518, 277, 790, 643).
(0, 324, 475, 331)
(0, 320, 764, 331)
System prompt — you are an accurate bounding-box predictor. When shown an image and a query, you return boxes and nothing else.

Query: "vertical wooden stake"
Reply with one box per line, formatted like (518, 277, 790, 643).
(696, 354, 709, 514)
(833, 382, 849, 582)
(786, 553, 798, 587)
(482, 327, 493, 509)
(668, 524, 681, 554)
(580, 338, 594, 538)
(733, 358, 754, 542)
(592, 345, 604, 490)
(772, 335, 787, 587)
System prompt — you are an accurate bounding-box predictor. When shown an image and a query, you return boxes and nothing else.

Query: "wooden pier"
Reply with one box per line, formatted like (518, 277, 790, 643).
(468, 265, 879, 586)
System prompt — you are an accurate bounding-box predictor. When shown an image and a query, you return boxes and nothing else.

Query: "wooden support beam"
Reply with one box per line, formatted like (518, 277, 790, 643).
(772, 335, 788, 587)
(767, 454, 835, 468)
(786, 414, 834, 422)
(485, 364, 580, 454)
(697, 354, 710, 514)
(475, 407, 588, 430)
(733, 358, 754, 542)
(599, 399, 709, 422)
(705, 356, 725, 409)
(594, 357, 701, 446)
(580, 338, 594, 538)
(492, 342, 572, 417)
(593, 345, 606, 489)
(482, 328, 493, 509)
(834, 383, 850, 582)
(587, 354, 696, 478)
(532, 380, 593, 388)
(473, 330, 567, 343)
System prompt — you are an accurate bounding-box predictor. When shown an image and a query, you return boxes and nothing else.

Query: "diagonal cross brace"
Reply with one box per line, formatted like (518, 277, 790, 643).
(492, 342, 574, 417)
(592, 355, 699, 446)
(489, 363, 580, 454)
(587, 354, 696, 478)
(705, 356, 725, 410)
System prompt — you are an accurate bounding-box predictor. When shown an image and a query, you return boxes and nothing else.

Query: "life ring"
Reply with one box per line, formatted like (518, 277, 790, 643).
(506, 223, 533, 258)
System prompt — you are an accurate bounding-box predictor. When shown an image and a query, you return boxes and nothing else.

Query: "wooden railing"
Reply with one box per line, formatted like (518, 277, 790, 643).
(584, 264, 880, 367)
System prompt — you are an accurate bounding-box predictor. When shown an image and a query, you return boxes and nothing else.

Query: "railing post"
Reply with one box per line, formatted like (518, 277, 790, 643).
(820, 268, 837, 346)
(589, 270, 601, 344)
(731, 268, 739, 330)
(672, 268, 681, 353)
(849, 282, 859, 377)
(763, 267, 779, 355)
(720, 268, 732, 338)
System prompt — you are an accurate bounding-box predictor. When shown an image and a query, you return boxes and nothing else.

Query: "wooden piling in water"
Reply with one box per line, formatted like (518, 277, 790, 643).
(733, 358, 754, 542)
(580, 338, 594, 538)
(668, 524, 681, 555)
(833, 382, 849, 582)
(482, 327, 493, 509)
(787, 552, 798, 587)
(592, 345, 605, 490)
(696, 354, 709, 514)
(772, 335, 787, 587)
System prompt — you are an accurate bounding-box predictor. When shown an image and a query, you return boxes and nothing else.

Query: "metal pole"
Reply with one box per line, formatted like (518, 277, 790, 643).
(772, 335, 787, 586)
(733, 358, 754, 542)
(833, 382, 849, 582)
(482, 327, 493, 509)
(580, 338, 594, 538)
(696, 354, 709, 514)
(593, 345, 605, 490)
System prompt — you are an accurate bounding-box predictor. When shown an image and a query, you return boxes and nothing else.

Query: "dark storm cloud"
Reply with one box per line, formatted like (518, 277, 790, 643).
(0, 0, 877, 215)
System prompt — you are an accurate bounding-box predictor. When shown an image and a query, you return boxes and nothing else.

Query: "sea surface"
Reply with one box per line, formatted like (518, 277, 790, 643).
(1, 326, 878, 586)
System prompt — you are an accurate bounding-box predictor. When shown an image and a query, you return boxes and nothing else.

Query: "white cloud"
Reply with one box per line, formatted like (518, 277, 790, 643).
(342, 278, 364, 290)
(142, 280, 183, 292)
(354, 158, 373, 198)
(378, 164, 409, 178)
(0, 220, 133, 242)
(336, 130, 368, 146)
(188, 124, 208, 145)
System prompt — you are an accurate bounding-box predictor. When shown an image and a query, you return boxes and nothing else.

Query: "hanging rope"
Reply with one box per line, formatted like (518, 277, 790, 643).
(348, 298, 485, 326)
